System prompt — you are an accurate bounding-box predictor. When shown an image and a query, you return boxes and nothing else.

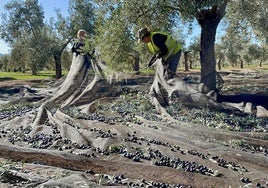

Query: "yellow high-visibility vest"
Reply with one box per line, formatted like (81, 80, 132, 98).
(147, 32, 181, 61)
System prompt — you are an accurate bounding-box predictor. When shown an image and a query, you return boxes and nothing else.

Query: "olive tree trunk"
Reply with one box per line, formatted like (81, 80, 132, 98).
(54, 53, 62, 79)
(196, 2, 228, 93)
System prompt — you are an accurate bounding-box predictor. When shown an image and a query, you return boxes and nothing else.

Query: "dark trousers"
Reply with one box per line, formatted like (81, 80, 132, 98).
(165, 49, 182, 79)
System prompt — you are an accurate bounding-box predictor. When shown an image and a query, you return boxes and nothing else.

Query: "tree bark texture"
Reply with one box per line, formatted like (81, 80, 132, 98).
(54, 53, 62, 79)
(196, 2, 228, 93)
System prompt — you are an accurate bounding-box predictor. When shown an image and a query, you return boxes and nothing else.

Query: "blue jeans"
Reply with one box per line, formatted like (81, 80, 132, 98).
(165, 49, 182, 79)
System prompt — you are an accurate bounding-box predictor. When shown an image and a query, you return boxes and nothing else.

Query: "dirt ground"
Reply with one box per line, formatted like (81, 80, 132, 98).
(0, 70, 268, 188)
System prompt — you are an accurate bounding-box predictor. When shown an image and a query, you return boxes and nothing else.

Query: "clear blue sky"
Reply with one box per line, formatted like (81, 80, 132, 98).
(0, 0, 69, 54)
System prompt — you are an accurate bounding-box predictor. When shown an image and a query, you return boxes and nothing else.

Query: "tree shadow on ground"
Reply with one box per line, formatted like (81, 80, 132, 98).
(0, 77, 15, 81)
(217, 94, 268, 109)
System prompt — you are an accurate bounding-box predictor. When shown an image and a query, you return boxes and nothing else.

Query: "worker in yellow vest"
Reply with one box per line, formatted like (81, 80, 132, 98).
(138, 27, 182, 80)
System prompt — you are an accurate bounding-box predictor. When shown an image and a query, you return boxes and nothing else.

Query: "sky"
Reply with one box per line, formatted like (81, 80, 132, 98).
(0, 0, 69, 54)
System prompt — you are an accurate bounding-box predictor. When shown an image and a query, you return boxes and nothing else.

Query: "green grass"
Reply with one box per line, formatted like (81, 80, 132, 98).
(0, 71, 67, 81)
(1, 64, 267, 82)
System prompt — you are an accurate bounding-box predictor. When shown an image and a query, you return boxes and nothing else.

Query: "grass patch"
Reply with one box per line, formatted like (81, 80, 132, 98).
(0, 71, 67, 81)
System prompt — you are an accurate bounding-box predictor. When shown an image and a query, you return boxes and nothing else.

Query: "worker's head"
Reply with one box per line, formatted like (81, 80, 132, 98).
(77, 29, 87, 40)
(138, 27, 150, 43)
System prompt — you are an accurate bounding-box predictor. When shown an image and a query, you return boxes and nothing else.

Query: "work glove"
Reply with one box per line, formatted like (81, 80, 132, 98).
(156, 52, 162, 59)
(156, 53, 168, 66)
(148, 55, 156, 67)
(147, 53, 162, 67)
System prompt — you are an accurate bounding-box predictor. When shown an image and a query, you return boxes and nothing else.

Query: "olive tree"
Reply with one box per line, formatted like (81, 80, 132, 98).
(35, 0, 96, 78)
(225, 0, 268, 67)
(94, 0, 228, 93)
(93, 0, 177, 72)
(0, 55, 10, 71)
(227, 0, 268, 42)
(93, 2, 134, 71)
(0, 0, 96, 77)
(0, 0, 48, 75)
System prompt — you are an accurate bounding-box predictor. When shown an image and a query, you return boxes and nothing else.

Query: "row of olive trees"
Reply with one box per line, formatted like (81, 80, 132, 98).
(0, 0, 267, 93)
(181, 0, 268, 71)
(221, 0, 268, 69)
(0, 0, 47, 74)
(186, 36, 268, 70)
(0, 0, 95, 78)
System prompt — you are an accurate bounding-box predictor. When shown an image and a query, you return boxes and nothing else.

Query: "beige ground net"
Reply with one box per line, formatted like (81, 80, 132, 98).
(0, 53, 267, 187)
(32, 54, 268, 132)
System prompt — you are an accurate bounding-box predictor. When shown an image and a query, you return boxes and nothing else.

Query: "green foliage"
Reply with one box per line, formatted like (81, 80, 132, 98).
(227, 0, 268, 43)
(0, 55, 10, 72)
(222, 0, 268, 68)
(94, 3, 133, 70)
(0, 0, 267, 77)
(188, 37, 201, 67)
(0, 0, 44, 42)
(93, 0, 189, 70)
(0, 0, 50, 75)
(0, 0, 98, 77)
(68, 0, 96, 36)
